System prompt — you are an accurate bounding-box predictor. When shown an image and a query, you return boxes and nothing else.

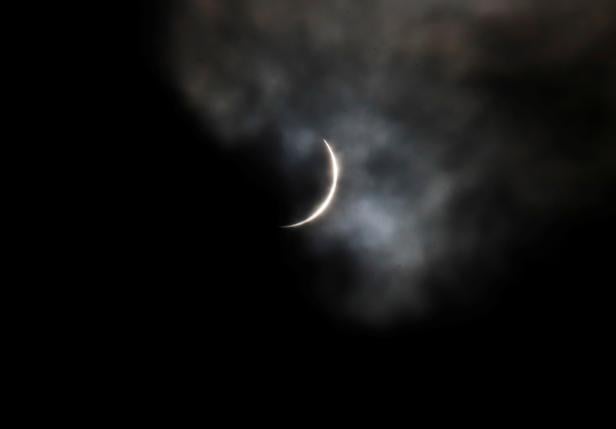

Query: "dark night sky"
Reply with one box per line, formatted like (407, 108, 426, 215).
(103, 1, 615, 358)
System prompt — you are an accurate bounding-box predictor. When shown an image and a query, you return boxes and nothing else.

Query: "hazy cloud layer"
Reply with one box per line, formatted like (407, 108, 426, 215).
(169, 0, 616, 324)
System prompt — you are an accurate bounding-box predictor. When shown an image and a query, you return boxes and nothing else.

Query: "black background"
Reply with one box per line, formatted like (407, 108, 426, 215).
(99, 1, 614, 365)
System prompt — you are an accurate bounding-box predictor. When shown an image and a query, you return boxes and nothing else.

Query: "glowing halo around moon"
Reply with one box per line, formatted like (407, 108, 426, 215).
(282, 139, 340, 229)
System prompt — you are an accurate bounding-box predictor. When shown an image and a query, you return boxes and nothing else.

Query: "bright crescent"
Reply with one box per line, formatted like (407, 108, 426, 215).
(282, 139, 339, 228)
